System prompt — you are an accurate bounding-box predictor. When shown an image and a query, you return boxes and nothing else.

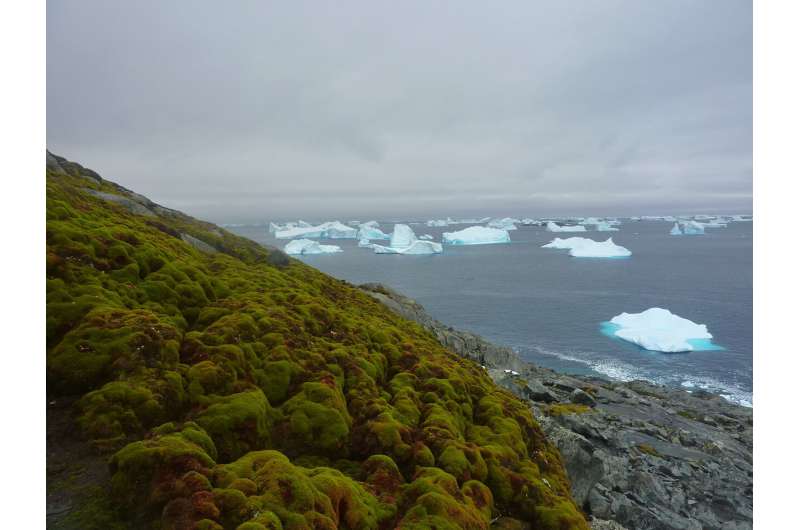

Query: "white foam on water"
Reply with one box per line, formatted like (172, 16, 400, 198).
(524, 345, 752, 408)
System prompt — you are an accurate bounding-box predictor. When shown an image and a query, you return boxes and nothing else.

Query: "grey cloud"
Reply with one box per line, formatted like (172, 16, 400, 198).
(47, 0, 752, 223)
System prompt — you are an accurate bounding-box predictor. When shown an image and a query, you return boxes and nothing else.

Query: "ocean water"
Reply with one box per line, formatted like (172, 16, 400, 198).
(229, 221, 753, 407)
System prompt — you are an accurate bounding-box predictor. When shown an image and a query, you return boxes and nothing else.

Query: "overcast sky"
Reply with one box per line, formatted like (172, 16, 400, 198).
(47, 0, 752, 223)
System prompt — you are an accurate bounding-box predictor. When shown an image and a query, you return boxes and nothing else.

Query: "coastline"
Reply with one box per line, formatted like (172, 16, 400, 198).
(361, 283, 753, 530)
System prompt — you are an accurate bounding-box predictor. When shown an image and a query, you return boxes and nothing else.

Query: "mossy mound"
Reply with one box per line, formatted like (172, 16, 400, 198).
(46, 155, 588, 529)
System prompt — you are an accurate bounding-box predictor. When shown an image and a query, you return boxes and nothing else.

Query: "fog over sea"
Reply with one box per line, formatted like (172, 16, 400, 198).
(229, 220, 753, 407)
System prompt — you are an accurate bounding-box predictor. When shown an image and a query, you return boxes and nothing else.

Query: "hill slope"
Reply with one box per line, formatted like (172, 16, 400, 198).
(46, 152, 588, 530)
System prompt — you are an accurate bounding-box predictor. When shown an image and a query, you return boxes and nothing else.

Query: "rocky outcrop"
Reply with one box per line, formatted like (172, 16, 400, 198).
(362, 283, 753, 530)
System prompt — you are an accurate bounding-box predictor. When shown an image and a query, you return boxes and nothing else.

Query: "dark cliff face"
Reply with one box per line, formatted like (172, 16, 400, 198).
(46, 153, 588, 530)
(363, 283, 754, 530)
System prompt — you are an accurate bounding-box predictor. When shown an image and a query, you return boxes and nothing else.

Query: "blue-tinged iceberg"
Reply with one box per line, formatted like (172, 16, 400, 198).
(487, 217, 519, 230)
(670, 223, 683, 235)
(357, 221, 390, 240)
(542, 237, 631, 257)
(546, 221, 587, 233)
(442, 226, 511, 245)
(284, 239, 342, 255)
(680, 221, 705, 235)
(603, 307, 718, 353)
(372, 224, 443, 255)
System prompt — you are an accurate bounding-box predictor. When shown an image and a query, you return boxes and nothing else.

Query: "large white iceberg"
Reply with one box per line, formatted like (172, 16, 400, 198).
(546, 221, 587, 233)
(372, 224, 443, 255)
(275, 221, 358, 240)
(605, 308, 714, 353)
(442, 226, 511, 245)
(487, 217, 519, 230)
(542, 237, 631, 258)
(284, 239, 342, 255)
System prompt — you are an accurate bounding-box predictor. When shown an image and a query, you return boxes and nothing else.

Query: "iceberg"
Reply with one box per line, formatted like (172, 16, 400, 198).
(542, 237, 631, 258)
(487, 217, 518, 230)
(595, 221, 619, 232)
(358, 238, 375, 248)
(389, 224, 417, 248)
(426, 218, 450, 227)
(603, 307, 717, 353)
(284, 239, 342, 255)
(670, 223, 683, 236)
(680, 221, 705, 235)
(546, 221, 586, 233)
(372, 224, 443, 255)
(323, 221, 359, 239)
(357, 224, 390, 240)
(419, 234, 434, 240)
(275, 225, 326, 239)
(275, 221, 358, 240)
(442, 226, 511, 245)
(373, 240, 443, 254)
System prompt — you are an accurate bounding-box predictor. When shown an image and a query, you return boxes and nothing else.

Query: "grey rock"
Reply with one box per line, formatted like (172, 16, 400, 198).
(572, 388, 597, 407)
(180, 233, 218, 254)
(83, 189, 156, 217)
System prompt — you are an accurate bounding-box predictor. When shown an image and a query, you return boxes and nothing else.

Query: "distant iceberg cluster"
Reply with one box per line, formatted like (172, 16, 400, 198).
(546, 221, 587, 233)
(486, 217, 519, 230)
(284, 239, 342, 255)
(542, 237, 631, 258)
(670, 221, 705, 236)
(603, 308, 719, 353)
(372, 224, 443, 255)
(442, 226, 511, 246)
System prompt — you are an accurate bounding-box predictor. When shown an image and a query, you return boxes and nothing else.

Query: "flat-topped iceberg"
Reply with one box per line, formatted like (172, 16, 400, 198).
(372, 224, 443, 255)
(546, 221, 587, 233)
(603, 308, 718, 353)
(284, 239, 342, 255)
(443, 226, 511, 245)
(373, 240, 443, 254)
(275, 221, 358, 239)
(542, 237, 631, 258)
(487, 217, 519, 230)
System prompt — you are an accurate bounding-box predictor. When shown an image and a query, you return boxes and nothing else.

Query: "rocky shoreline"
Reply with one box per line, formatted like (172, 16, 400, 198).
(361, 283, 753, 530)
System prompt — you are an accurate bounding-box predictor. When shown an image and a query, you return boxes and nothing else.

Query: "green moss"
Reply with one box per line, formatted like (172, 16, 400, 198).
(108, 422, 216, 513)
(543, 403, 592, 417)
(280, 381, 351, 456)
(196, 389, 277, 461)
(46, 159, 589, 530)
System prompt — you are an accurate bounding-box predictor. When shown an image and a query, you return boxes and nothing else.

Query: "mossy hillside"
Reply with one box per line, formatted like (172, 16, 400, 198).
(46, 158, 588, 529)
